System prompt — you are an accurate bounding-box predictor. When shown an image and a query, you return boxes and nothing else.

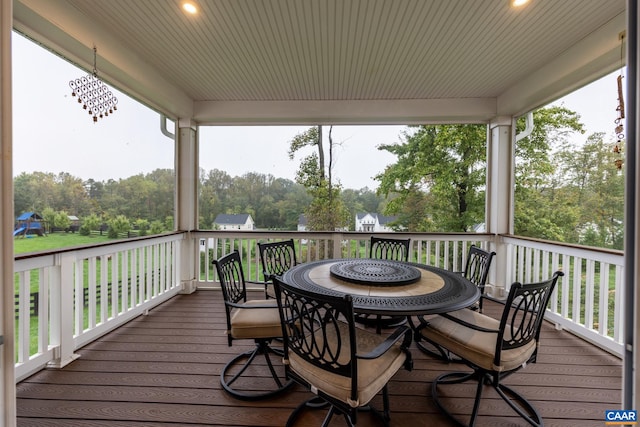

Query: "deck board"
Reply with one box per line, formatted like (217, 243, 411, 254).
(16, 290, 622, 426)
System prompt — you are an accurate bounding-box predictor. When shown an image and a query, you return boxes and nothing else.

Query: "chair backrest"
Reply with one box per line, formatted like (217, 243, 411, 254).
(212, 250, 247, 305)
(494, 271, 563, 365)
(463, 245, 495, 291)
(273, 277, 359, 397)
(258, 239, 298, 280)
(370, 236, 411, 262)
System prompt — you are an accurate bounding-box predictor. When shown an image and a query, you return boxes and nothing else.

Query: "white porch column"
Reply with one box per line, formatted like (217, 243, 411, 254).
(176, 119, 198, 294)
(486, 117, 515, 298)
(1, 0, 16, 424)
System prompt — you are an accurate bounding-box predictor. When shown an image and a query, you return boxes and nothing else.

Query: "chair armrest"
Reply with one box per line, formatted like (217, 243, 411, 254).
(357, 325, 412, 360)
(225, 300, 279, 310)
(440, 311, 500, 334)
(246, 279, 269, 287)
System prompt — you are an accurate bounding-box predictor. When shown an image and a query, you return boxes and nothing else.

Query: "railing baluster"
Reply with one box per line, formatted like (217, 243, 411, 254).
(585, 259, 595, 329)
(18, 271, 29, 364)
(88, 257, 97, 329)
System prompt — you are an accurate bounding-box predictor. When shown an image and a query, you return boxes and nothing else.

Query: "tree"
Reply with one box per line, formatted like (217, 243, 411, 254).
(150, 220, 165, 234)
(54, 210, 71, 232)
(79, 213, 101, 236)
(199, 168, 232, 229)
(514, 106, 585, 241)
(135, 218, 150, 236)
(107, 215, 131, 238)
(376, 124, 486, 232)
(289, 126, 350, 231)
(55, 172, 90, 217)
(557, 133, 625, 248)
(41, 207, 57, 234)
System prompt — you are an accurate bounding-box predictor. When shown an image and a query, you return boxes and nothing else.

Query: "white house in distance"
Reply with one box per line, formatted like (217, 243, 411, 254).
(213, 214, 255, 230)
(355, 213, 398, 232)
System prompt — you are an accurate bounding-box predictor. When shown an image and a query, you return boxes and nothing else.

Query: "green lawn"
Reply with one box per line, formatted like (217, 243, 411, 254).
(14, 232, 113, 254)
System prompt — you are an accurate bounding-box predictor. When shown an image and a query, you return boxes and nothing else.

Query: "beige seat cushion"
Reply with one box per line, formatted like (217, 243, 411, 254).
(420, 309, 536, 372)
(289, 322, 407, 408)
(230, 299, 282, 340)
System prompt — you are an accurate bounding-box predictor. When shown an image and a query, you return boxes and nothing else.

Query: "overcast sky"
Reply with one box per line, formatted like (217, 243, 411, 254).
(12, 31, 622, 190)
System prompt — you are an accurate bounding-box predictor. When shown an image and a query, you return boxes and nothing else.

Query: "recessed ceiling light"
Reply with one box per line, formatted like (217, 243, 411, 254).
(182, 2, 198, 15)
(511, 0, 530, 7)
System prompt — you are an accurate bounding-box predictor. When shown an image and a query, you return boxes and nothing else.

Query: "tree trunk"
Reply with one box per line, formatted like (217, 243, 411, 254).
(317, 125, 325, 180)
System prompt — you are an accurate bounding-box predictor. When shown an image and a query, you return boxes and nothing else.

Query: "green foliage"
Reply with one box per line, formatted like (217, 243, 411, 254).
(79, 213, 101, 236)
(150, 220, 165, 235)
(515, 107, 585, 242)
(376, 124, 486, 231)
(41, 207, 56, 233)
(135, 219, 150, 236)
(304, 181, 351, 231)
(556, 133, 625, 249)
(107, 215, 131, 238)
(54, 211, 71, 231)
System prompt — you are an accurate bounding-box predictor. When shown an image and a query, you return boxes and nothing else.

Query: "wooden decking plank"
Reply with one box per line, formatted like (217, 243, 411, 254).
(16, 291, 622, 427)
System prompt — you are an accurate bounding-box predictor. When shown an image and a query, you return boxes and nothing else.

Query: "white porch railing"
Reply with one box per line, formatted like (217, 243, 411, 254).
(13, 230, 624, 383)
(194, 231, 494, 285)
(13, 233, 184, 382)
(502, 235, 625, 357)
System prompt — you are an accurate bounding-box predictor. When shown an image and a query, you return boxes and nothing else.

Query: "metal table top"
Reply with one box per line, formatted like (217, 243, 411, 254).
(281, 258, 480, 316)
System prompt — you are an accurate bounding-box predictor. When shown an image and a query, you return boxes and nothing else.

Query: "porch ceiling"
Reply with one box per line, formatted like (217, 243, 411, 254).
(14, 0, 626, 125)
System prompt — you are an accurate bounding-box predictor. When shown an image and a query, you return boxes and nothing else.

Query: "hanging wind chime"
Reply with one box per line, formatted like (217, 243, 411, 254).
(69, 46, 118, 123)
(614, 32, 625, 170)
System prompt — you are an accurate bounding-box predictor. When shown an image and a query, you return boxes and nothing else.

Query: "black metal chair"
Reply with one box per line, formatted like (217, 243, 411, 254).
(356, 236, 411, 333)
(457, 245, 495, 312)
(258, 239, 298, 299)
(414, 244, 495, 359)
(418, 271, 563, 427)
(370, 236, 411, 262)
(273, 277, 413, 427)
(212, 250, 293, 400)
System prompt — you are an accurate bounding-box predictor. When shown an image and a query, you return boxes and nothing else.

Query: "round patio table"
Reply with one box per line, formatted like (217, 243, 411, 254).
(281, 258, 480, 316)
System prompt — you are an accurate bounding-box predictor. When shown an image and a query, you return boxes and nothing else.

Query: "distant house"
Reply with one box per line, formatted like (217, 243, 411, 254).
(213, 213, 255, 230)
(355, 213, 398, 232)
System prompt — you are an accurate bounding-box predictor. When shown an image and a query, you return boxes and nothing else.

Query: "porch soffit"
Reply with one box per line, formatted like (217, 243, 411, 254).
(14, 0, 626, 125)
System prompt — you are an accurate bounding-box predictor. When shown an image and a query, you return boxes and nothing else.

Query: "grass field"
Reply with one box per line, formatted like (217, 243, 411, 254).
(14, 232, 114, 255)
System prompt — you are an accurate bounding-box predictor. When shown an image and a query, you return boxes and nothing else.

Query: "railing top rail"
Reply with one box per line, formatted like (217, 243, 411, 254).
(501, 234, 623, 264)
(194, 230, 495, 239)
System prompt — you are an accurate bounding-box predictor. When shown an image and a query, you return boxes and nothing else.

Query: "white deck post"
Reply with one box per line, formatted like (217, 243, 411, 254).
(47, 253, 80, 369)
(486, 117, 515, 298)
(176, 119, 198, 293)
(0, 0, 16, 424)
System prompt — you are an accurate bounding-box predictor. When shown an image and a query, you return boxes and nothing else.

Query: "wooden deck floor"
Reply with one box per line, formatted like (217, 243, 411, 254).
(16, 290, 622, 427)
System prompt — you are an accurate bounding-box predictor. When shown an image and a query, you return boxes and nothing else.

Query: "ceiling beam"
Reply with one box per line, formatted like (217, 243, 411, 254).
(194, 98, 496, 126)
